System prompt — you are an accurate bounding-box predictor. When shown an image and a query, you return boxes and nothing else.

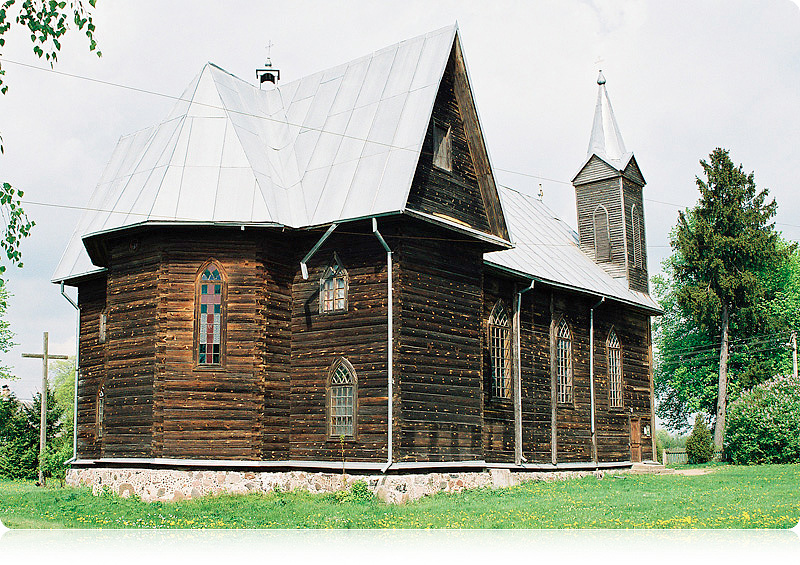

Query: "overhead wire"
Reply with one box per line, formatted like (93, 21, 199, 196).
(4, 56, 800, 236)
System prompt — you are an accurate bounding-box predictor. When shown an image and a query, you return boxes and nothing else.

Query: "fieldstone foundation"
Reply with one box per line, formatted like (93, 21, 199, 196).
(66, 467, 612, 504)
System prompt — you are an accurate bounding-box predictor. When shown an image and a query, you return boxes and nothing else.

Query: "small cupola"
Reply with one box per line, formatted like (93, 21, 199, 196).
(256, 43, 280, 87)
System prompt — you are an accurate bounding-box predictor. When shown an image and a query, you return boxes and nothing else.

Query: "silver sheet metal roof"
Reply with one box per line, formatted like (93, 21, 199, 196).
(486, 186, 661, 313)
(53, 25, 459, 282)
(52, 27, 659, 313)
(572, 71, 634, 179)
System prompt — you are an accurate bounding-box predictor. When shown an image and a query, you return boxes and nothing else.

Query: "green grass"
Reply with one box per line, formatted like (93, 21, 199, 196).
(1, 464, 798, 529)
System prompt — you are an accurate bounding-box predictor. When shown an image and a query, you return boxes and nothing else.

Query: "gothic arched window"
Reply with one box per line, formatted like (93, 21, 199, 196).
(556, 318, 573, 404)
(320, 254, 348, 313)
(328, 358, 356, 438)
(489, 301, 512, 399)
(593, 205, 611, 261)
(197, 262, 225, 365)
(607, 329, 623, 409)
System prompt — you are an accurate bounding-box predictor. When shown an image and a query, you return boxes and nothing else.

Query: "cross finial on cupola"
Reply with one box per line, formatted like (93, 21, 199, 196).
(588, 70, 628, 164)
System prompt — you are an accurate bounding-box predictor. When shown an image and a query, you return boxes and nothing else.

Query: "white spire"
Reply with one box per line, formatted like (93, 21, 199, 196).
(587, 71, 628, 163)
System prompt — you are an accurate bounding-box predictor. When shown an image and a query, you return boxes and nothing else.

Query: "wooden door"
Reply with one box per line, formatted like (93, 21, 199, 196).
(630, 417, 641, 463)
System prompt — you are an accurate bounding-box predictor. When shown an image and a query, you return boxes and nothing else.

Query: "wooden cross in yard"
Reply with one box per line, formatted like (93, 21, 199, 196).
(22, 332, 69, 486)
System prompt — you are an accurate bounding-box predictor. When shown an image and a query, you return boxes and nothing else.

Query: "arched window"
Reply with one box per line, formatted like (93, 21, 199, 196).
(607, 329, 623, 409)
(593, 205, 611, 261)
(96, 384, 105, 438)
(556, 318, 573, 404)
(320, 253, 348, 313)
(328, 358, 356, 438)
(632, 204, 643, 269)
(197, 262, 225, 365)
(489, 301, 512, 399)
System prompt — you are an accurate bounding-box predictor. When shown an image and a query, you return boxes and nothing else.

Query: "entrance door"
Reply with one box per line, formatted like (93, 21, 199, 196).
(630, 417, 641, 462)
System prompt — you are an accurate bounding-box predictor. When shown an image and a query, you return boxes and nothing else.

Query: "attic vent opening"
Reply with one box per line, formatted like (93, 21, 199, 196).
(433, 124, 452, 172)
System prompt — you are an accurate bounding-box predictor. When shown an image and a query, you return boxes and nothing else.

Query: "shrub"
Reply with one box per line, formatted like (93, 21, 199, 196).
(334, 480, 375, 504)
(725, 375, 800, 465)
(685, 414, 713, 463)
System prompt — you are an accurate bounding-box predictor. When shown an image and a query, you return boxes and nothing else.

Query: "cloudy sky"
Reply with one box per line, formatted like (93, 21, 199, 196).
(1, 0, 798, 400)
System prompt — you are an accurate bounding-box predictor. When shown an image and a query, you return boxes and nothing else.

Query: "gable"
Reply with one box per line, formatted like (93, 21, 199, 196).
(622, 155, 646, 186)
(405, 37, 509, 240)
(573, 154, 621, 186)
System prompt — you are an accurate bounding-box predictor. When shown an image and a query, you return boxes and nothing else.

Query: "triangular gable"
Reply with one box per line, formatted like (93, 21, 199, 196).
(403, 32, 509, 242)
(572, 154, 624, 185)
(622, 155, 646, 186)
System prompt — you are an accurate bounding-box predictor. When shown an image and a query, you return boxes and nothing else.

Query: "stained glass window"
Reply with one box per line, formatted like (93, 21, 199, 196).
(329, 360, 356, 438)
(608, 330, 623, 408)
(489, 301, 512, 399)
(557, 319, 573, 404)
(320, 255, 347, 313)
(198, 264, 223, 365)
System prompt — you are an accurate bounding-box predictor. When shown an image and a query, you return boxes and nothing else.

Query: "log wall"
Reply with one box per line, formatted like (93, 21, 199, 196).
(76, 276, 106, 459)
(395, 222, 484, 461)
(406, 55, 490, 235)
(289, 227, 391, 462)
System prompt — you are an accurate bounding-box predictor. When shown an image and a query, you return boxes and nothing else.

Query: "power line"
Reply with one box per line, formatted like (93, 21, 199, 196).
(5, 57, 800, 232)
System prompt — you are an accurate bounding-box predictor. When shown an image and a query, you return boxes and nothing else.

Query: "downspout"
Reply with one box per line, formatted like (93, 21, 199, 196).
(300, 223, 338, 280)
(589, 296, 605, 464)
(60, 282, 80, 463)
(371, 219, 394, 473)
(514, 280, 535, 465)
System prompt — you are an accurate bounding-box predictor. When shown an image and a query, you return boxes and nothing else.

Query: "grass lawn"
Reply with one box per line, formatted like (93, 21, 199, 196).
(1, 463, 798, 529)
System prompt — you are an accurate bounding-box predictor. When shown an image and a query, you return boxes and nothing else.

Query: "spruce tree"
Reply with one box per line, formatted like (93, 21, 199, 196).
(672, 148, 784, 450)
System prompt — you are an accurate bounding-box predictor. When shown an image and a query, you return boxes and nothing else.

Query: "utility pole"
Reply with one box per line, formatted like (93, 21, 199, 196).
(22, 332, 69, 486)
(792, 331, 797, 379)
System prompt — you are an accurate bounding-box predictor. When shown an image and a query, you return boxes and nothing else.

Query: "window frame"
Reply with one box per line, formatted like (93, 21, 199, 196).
(607, 328, 623, 410)
(556, 318, 574, 405)
(326, 358, 358, 441)
(99, 311, 108, 344)
(488, 300, 512, 400)
(194, 260, 227, 369)
(432, 122, 453, 172)
(96, 383, 105, 439)
(632, 203, 643, 269)
(319, 253, 349, 314)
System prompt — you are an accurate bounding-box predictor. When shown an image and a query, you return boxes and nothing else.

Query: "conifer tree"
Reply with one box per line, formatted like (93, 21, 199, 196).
(671, 148, 785, 450)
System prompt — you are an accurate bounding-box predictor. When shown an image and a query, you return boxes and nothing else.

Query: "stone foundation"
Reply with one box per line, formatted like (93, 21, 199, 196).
(66, 467, 613, 504)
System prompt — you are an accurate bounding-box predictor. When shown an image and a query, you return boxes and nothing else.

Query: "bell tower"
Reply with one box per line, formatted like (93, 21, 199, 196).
(572, 72, 648, 293)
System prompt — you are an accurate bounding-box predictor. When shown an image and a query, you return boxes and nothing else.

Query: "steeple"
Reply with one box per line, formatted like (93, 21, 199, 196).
(572, 71, 649, 294)
(587, 71, 629, 165)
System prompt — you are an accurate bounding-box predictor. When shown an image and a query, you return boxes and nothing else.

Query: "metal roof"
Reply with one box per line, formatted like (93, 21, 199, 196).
(53, 24, 459, 282)
(52, 27, 659, 314)
(486, 186, 661, 313)
(580, 71, 634, 173)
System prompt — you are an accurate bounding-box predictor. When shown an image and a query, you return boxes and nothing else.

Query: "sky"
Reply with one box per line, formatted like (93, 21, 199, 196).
(0, 0, 798, 400)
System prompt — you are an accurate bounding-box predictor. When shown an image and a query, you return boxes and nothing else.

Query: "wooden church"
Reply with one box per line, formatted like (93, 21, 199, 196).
(54, 25, 661, 473)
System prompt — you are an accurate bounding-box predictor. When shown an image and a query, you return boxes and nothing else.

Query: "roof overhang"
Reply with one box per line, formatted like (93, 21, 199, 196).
(404, 208, 512, 251)
(484, 260, 663, 316)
